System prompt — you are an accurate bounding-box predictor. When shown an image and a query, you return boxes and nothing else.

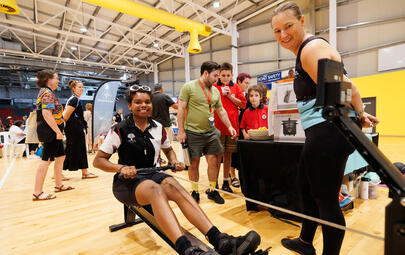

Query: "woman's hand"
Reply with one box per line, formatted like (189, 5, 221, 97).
(171, 160, 185, 172)
(56, 132, 64, 140)
(359, 112, 380, 128)
(120, 165, 137, 179)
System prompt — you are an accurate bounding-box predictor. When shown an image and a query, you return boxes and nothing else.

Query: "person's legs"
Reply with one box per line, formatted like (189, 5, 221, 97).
(53, 155, 65, 187)
(216, 152, 223, 181)
(186, 130, 206, 201)
(34, 160, 52, 195)
(135, 180, 184, 244)
(34, 141, 57, 198)
(160, 177, 261, 254)
(298, 151, 320, 244)
(161, 177, 213, 234)
(188, 157, 200, 183)
(206, 154, 219, 185)
(284, 122, 354, 255)
(308, 145, 351, 254)
(81, 169, 98, 179)
(222, 151, 232, 191)
(205, 154, 224, 204)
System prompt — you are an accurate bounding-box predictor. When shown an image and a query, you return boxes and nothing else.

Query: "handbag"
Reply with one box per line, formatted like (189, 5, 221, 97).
(25, 111, 40, 144)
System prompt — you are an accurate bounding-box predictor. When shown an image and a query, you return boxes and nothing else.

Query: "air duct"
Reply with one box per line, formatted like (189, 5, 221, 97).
(0, 0, 19, 15)
(83, 0, 212, 53)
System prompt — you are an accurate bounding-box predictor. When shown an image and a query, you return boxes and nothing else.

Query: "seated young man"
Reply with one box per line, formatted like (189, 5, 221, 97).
(93, 85, 261, 255)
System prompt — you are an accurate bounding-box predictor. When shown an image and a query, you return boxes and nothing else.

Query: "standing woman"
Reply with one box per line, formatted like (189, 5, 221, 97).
(83, 103, 94, 153)
(63, 80, 98, 179)
(33, 70, 74, 201)
(270, 2, 379, 255)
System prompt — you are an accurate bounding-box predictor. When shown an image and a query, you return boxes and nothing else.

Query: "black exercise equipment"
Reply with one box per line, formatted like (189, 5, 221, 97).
(316, 58, 405, 255)
(110, 165, 218, 254)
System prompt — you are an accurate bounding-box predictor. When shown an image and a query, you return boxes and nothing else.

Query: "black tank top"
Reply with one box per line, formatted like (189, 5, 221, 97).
(294, 36, 328, 102)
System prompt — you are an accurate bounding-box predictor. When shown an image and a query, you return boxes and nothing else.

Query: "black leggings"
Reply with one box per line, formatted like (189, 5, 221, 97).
(297, 121, 355, 255)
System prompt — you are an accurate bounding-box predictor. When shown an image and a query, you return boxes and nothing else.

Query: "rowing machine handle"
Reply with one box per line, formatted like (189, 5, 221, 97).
(118, 165, 175, 179)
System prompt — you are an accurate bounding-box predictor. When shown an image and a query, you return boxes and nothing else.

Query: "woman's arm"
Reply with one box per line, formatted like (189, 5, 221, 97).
(63, 105, 75, 122)
(162, 146, 185, 171)
(300, 39, 379, 128)
(343, 76, 380, 127)
(42, 109, 63, 139)
(93, 150, 122, 173)
(93, 150, 137, 178)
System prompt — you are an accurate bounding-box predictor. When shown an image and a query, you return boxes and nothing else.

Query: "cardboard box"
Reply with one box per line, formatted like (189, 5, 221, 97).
(273, 109, 305, 143)
(276, 81, 298, 110)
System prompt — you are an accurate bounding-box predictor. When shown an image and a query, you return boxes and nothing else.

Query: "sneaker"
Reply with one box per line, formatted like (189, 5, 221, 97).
(191, 191, 200, 203)
(184, 246, 215, 255)
(221, 182, 233, 193)
(207, 190, 225, 204)
(205, 183, 219, 195)
(281, 238, 316, 255)
(230, 177, 240, 188)
(217, 230, 261, 255)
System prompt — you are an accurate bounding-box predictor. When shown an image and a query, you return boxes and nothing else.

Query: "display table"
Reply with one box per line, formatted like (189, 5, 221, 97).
(238, 140, 303, 212)
(237, 134, 378, 212)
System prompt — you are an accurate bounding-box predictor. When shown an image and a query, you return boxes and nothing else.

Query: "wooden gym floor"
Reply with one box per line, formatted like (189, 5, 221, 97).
(0, 136, 404, 255)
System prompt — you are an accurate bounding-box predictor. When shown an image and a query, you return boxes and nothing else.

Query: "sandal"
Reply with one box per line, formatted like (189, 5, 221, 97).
(82, 172, 98, 179)
(54, 185, 75, 193)
(231, 177, 240, 188)
(33, 192, 56, 201)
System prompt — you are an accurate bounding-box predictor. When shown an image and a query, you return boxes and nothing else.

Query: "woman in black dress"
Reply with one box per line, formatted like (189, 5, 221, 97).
(63, 80, 98, 179)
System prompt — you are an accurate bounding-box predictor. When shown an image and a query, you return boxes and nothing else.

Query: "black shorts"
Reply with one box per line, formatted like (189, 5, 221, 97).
(112, 172, 171, 206)
(42, 139, 65, 161)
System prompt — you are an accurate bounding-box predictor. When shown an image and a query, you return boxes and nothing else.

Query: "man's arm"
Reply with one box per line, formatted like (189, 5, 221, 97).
(216, 106, 237, 138)
(177, 99, 187, 143)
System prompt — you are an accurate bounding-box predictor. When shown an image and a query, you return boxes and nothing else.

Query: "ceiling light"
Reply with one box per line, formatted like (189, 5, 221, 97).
(133, 56, 139, 61)
(120, 73, 128, 80)
(153, 42, 159, 48)
(213, 1, 221, 8)
(29, 77, 38, 81)
(80, 27, 88, 32)
(65, 58, 71, 62)
(71, 46, 77, 51)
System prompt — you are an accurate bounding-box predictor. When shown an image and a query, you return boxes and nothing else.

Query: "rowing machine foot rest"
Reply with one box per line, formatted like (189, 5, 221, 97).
(110, 204, 218, 254)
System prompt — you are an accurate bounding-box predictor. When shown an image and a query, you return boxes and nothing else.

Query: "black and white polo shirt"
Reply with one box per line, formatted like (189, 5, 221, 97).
(99, 117, 171, 169)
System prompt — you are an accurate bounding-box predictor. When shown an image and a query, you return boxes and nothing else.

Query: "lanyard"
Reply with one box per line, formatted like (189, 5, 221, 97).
(198, 79, 212, 113)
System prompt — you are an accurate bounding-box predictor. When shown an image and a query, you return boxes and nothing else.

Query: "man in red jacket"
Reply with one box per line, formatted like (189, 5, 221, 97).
(214, 63, 246, 193)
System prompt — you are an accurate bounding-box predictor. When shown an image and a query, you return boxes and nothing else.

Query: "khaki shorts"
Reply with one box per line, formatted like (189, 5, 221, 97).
(186, 128, 223, 158)
(220, 135, 238, 153)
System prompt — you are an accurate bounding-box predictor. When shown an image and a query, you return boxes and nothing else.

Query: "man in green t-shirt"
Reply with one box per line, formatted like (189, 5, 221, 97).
(178, 61, 237, 205)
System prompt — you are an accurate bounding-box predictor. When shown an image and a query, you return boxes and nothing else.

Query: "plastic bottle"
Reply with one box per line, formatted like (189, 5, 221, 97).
(181, 141, 191, 166)
(348, 173, 355, 192)
(360, 177, 370, 200)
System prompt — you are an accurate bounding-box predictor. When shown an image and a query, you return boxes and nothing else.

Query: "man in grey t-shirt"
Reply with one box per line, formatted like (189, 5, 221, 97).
(151, 83, 178, 141)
